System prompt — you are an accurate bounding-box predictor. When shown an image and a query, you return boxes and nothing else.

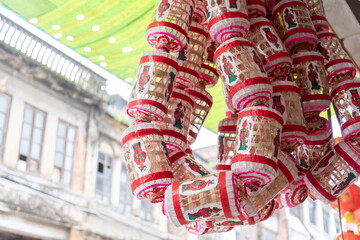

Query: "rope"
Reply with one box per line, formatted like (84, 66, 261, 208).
(337, 198, 345, 240)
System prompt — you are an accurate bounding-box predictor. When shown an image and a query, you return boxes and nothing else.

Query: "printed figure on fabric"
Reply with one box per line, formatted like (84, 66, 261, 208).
(284, 8, 297, 29)
(157, 0, 171, 18)
(181, 179, 215, 192)
(222, 55, 238, 84)
(307, 62, 321, 91)
(188, 207, 222, 220)
(238, 119, 250, 151)
(132, 142, 147, 172)
(185, 158, 207, 176)
(174, 102, 186, 130)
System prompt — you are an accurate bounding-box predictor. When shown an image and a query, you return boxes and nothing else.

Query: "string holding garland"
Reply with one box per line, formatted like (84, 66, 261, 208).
(120, 0, 360, 235)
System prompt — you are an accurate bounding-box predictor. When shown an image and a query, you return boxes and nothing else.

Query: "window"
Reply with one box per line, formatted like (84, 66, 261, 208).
(119, 162, 133, 213)
(263, 228, 277, 240)
(323, 209, 330, 233)
(0, 93, 11, 160)
(309, 200, 317, 225)
(291, 228, 307, 240)
(53, 121, 76, 185)
(18, 105, 46, 173)
(335, 218, 340, 234)
(140, 200, 153, 221)
(95, 151, 113, 203)
(290, 205, 304, 221)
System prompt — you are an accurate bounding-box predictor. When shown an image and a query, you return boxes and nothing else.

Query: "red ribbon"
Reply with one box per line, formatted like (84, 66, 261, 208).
(305, 172, 336, 202)
(228, 77, 271, 100)
(218, 125, 237, 132)
(127, 99, 168, 115)
(292, 54, 324, 64)
(301, 94, 330, 102)
(325, 59, 354, 70)
(140, 55, 178, 70)
(161, 129, 187, 143)
(219, 171, 233, 218)
(262, 52, 292, 65)
(335, 143, 360, 174)
(169, 151, 187, 165)
(331, 82, 360, 99)
(171, 91, 195, 107)
(208, 12, 250, 32)
(278, 159, 295, 184)
(282, 28, 317, 44)
(215, 39, 254, 62)
(121, 128, 163, 146)
(237, 108, 284, 126)
(185, 89, 213, 107)
(273, 85, 301, 94)
(172, 181, 188, 225)
(340, 116, 360, 134)
(232, 154, 278, 172)
(147, 21, 188, 41)
(131, 171, 174, 192)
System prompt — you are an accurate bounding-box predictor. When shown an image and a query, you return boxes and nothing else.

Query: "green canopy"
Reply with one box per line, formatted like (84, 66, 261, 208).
(1, 0, 226, 132)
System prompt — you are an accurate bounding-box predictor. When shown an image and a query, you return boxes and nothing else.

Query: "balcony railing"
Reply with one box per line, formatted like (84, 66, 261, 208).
(0, 13, 107, 98)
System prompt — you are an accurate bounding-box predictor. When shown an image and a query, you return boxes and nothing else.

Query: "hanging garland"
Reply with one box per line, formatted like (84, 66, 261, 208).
(120, 0, 360, 235)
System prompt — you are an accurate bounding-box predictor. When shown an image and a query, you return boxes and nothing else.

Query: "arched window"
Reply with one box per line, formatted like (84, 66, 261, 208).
(95, 142, 114, 203)
(119, 162, 133, 213)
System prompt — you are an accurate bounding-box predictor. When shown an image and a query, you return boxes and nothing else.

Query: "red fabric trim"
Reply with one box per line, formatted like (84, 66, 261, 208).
(301, 94, 330, 102)
(272, 85, 300, 94)
(248, 217, 256, 225)
(214, 39, 254, 62)
(262, 52, 292, 65)
(331, 82, 360, 99)
(232, 154, 278, 172)
(186, 89, 213, 107)
(178, 64, 199, 78)
(278, 159, 294, 183)
(306, 134, 332, 146)
(216, 165, 232, 171)
(325, 59, 354, 70)
(201, 63, 219, 76)
(219, 172, 233, 218)
(169, 151, 187, 165)
(171, 91, 194, 107)
(237, 108, 284, 126)
(201, 229, 209, 235)
(340, 116, 360, 134)
(292, 54, 324, 64)
(317, 31, 336, 39)
(172, 181, 188, 225)
(140, 55, 178, 70)
(237, 210, 248, 221)
(311, 15, 328, 22)
(228, 77, 271, 99)
(335, 143, 360, 174)
(208, 12, 250, 31)
(147, 21, 188, 40)
(282, 125, 307, 133)
(272, 1, 308, 17)
(282, 28, 317, 43)
(127, 99, 168, 115)
(248, 0, 266, 6)
(189, 26, 208, 37)
(121, 128, 163, 145)
(131, 171, 174, 192)
(305, 172, 336, 202)
(189, 129, 197, 139)
(161, 129, 188, 143)
(250, 20, 272, 30)
(218, 125, 237, 132)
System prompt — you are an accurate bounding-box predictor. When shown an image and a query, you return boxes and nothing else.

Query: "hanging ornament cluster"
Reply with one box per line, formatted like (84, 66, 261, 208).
(120, 0, 360, 235)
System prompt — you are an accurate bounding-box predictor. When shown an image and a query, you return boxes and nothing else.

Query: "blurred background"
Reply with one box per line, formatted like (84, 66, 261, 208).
(0, 0, 358, 239)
